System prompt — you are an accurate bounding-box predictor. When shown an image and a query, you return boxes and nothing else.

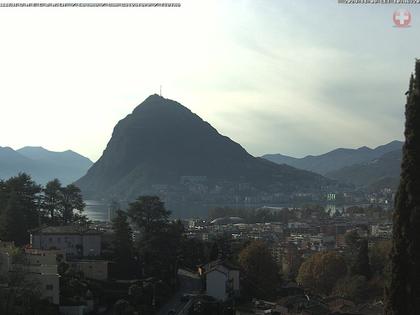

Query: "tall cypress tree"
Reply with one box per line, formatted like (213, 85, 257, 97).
(112, 210, 135, 277)
(351, 238, 371, 280)
(386, 60, 420, 314)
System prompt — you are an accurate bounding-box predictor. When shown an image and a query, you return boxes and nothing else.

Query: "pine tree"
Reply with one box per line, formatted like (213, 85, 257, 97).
(127, 196, 170, 236)
(60, 184, 86, 224)
(42, 179, 62, 224)
(386, 60, 420, 314)
(0, 174, 41, 245)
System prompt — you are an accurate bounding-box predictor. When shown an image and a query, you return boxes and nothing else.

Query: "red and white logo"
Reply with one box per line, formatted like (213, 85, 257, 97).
(393, 9, 411, 28)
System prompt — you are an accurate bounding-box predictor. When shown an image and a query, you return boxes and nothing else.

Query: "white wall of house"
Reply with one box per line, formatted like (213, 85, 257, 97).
(59, 305, 87, 315)
(25, 249, 64, 265)
(39, 273, 60, 305)
(206, 269, 228, 301)
(82, 234, 101, 257)
(0, 245, 61, 305)
(27, 264, 58, 274)
(205, 263, 240, 301)
(25, 249, 61, 305)
(26, 272, 60, 305)
(71, 260, 108, 281)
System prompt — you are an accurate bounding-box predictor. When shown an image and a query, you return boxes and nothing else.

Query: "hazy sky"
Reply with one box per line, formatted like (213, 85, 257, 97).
(0, 0, 419, 161)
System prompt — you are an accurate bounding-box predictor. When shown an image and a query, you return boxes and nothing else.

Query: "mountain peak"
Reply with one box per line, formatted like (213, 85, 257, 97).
(17, 147, 91, 163)
(147, 93, 164, 100)
(263, 140, 403, 175)
(1, 146, 92, 185)
(132, 94, 190, 116)
(357, 145, 372, 152)
(137, 93, 165, 105)
(18, 146, 48, 152)
(76, 96, 329, 216)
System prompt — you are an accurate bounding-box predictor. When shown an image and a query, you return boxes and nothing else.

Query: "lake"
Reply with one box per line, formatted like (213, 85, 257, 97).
(84, 200, 109, 222)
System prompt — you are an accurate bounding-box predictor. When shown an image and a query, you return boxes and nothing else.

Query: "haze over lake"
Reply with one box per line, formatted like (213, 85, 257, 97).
(84, 200, 108, 222)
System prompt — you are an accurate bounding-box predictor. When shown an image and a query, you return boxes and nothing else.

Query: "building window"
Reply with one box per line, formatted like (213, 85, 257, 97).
(46, 284, 53, 290)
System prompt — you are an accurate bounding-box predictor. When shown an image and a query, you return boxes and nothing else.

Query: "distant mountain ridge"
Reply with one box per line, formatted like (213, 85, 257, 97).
(75, 94, 331, 215)
(0, 146, 93, 185)
(325, 149, 402, 189)
(262, 140, 403, 175)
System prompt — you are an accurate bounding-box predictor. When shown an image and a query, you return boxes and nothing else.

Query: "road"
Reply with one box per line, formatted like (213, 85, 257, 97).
(157, 269, 202, 315)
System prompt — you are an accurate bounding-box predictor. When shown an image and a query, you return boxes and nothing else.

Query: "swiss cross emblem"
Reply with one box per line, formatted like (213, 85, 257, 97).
(393, 9, 411, 28)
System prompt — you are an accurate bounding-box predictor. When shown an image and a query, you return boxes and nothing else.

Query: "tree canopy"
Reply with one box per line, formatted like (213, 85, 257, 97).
(127, 196, 170, 236)
(0, 174, 88, 245)
(42, 179, 86, 225)
(297, 251, 347, 296)
(238, 240, 281, 299)
(0, 174, 41, 245)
